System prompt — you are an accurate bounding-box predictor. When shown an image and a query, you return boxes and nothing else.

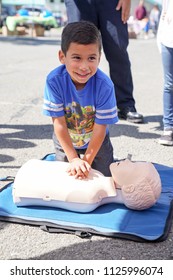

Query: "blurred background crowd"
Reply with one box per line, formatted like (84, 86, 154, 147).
(0, 0, 162, 38)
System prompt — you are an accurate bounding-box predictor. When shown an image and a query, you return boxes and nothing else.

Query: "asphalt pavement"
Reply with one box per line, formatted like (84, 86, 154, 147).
(0, 29, 173, 260)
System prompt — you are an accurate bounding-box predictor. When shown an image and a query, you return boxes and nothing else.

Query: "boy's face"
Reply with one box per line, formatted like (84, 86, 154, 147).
(59, 42, 101, 90)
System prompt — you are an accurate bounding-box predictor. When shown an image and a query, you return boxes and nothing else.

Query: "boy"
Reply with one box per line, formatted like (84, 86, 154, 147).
(43, 21, 118, 179)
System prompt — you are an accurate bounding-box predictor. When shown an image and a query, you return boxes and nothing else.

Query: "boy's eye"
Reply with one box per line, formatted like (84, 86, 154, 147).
(72, 56, 80, 60)
(71, 56, 97, 61)
(89, 56, 96, 61)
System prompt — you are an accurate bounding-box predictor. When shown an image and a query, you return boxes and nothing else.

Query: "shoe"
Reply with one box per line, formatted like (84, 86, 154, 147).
(118, 107, 143, 123)
(158, 129, 173, 146)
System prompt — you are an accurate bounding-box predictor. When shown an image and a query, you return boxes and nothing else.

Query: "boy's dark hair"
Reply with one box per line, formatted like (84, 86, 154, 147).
(61, 21, 102, 55)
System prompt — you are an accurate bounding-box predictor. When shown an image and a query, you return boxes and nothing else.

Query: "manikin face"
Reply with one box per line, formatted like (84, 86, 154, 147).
(59, 42, 101, 90)
(110, 159, 150, 187)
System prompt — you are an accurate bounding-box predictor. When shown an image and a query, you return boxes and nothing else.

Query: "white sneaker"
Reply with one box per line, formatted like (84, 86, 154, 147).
(158, 129, 173, 146)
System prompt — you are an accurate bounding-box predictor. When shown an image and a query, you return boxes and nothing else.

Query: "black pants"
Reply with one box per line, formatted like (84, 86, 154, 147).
(64, 0, 136, 111)
(53, 132, 114, 176)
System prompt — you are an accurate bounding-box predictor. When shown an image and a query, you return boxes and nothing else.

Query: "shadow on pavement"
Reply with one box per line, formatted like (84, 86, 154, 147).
(0, 123, 53, 168)
(0, 154, 15, 163)
(0, 124, 53, 150)
(143, 115, 163, 126)
(0, 36, 61, 46)
(0, 222, 8, 231)
(0, 124, 53, 165)
(8, 235, 173, 260)
(109, 114, 163, 140)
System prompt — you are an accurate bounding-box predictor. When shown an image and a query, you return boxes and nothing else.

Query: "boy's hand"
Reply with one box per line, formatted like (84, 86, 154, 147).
(67, 158, 91, 180)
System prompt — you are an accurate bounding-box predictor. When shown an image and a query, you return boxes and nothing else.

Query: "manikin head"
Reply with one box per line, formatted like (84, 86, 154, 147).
(110, 159, 162, 210)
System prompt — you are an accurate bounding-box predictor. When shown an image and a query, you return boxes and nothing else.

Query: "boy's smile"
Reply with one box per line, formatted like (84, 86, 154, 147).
(59, 42, 101, 90)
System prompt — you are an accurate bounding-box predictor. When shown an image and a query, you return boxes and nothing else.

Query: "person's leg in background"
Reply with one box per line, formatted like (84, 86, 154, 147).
(64, 0, 143, 123)
(64, 0, 97, 23)
(159, 44, 173, 146)
(97, 0, 143, 123)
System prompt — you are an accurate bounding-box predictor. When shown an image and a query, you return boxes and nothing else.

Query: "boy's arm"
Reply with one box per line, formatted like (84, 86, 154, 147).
(52, 116, 91, 179)
(83, 123, 107, 166)
(52, 116, 78, 161)
(67, 123, 107, 179)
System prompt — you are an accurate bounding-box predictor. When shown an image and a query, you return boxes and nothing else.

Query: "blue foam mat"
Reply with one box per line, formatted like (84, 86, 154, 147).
(0, 154, 173, 242)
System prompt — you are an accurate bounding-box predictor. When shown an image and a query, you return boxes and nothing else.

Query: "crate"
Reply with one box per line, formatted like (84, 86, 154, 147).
(33, 25, 45, 37)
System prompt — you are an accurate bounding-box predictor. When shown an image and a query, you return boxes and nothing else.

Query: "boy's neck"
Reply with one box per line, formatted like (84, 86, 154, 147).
(72, 80, 87, 91)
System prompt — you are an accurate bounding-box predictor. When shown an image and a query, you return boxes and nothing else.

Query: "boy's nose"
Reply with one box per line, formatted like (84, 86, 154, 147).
(79, 61, 89, 70)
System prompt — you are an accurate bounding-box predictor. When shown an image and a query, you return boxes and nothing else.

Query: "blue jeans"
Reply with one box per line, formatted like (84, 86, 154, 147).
(53, 132, 114, 176)
(64, 0, 135, 111)
(161, 44, 173, 129)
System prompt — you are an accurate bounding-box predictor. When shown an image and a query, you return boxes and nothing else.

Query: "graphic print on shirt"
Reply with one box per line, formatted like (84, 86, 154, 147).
(64, 101, 95, 148)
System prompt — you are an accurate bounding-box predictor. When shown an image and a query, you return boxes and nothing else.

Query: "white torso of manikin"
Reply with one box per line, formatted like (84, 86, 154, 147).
(13, 159, 120, 212)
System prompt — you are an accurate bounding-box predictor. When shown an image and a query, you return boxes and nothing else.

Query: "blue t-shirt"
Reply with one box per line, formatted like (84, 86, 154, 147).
(43, 65, 118, 149)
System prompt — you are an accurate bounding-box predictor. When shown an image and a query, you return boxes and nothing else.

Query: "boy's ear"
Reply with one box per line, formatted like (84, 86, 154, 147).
(58, 50, 65, 64)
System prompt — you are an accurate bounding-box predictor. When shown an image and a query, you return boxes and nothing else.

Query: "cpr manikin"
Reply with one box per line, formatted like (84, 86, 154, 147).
(12, 159, 162, 212)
